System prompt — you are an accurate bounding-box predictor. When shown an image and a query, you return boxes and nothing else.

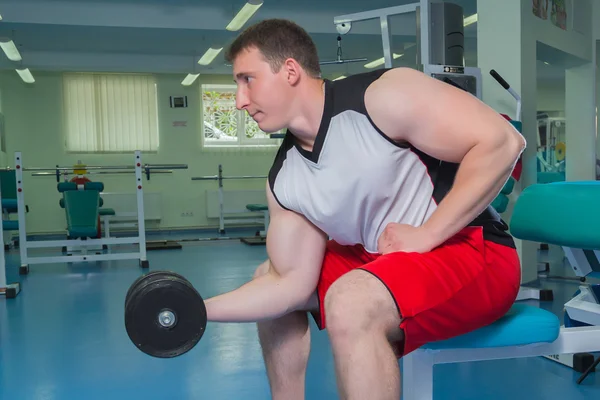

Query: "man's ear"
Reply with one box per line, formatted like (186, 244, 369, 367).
(282, 58, 302, 86)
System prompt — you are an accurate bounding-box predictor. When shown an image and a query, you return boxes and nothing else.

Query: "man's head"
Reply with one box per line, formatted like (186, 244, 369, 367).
(225, 19, 321, 133)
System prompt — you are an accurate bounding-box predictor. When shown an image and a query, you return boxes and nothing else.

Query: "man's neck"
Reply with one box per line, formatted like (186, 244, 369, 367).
(287, 78, 326, 152)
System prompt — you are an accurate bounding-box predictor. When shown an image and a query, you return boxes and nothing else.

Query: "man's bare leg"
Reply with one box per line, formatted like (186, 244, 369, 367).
(254, 261, 319, 400)
(324, 270, 403, 400)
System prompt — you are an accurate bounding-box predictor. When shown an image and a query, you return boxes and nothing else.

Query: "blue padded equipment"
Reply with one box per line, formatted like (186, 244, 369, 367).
(99, 208, 116, 216)
(423, 303, 560, 350)
(491, 194, 509, 214)
(2, 220, 18, 231)
(1, 198, 18, 212)
(538, 171, 565, 184)
(63, 191, 100, 238)
(501, 177, 515, 195)
(511, 181, 600, 250)
(246, 204, 268, 212)
(84, 182, 104, 192)
(57, 182, 78, 192)
(492, 177, 515, 214)
(0, 169, 17, 199)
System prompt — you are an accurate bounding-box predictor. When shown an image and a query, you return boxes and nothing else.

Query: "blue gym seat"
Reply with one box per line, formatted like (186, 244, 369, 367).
(423, 303, 559, 350)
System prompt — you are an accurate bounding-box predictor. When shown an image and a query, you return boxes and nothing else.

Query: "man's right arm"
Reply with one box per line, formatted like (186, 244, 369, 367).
(204, 182, 328, 323)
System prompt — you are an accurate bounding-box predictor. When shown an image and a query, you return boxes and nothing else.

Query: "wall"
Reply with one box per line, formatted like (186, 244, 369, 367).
(537, 80, 565, 112)
(0, 71, 278, 234)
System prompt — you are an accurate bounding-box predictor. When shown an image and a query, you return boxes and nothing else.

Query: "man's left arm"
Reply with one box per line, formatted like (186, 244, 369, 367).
(366, 68, 526, 250)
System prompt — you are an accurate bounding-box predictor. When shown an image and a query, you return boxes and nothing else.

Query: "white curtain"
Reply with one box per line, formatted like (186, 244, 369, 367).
(63, 73, 159, 152)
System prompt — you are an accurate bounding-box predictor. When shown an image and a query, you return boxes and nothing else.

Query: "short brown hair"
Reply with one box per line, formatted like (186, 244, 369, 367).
(225, 19, 321, 78)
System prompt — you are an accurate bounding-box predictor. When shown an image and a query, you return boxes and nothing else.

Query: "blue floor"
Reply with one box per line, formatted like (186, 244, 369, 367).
(1, 236, 600, 399)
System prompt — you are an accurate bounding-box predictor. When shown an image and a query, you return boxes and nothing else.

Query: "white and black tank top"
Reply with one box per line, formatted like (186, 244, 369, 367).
(268, 68, 514, 254)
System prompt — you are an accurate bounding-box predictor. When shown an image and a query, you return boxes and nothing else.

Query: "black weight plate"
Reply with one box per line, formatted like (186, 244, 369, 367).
(125, 274, 207, 358)
(125, 270, 189, 311)
(126, 270, 167, 304)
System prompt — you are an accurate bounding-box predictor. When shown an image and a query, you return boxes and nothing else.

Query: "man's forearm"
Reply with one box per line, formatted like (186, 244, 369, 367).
(204, 272, 314, 323)
(422, 131, 524, 246)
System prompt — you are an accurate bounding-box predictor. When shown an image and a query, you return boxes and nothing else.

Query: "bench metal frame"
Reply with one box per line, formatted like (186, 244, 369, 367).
(403, 325, 600, 399)
(14, 151, 148, 273)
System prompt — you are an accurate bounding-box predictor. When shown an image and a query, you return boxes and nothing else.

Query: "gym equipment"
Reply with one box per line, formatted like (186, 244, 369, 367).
(0, 171, 21, 299)
(402, 180, 600, 398)
(536, 114, 566, 181)
(192, 165, 268, 239)
(124, 270, 207, 358)
(485, 69, 553, 302)
(0, 168, 23, 250)
(319, 35, 367, 66)
(13, 151, 187, 274)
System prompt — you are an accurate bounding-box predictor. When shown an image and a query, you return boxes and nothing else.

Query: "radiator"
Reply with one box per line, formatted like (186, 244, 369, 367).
(206, 189, 266, 219)
(100, 192, 162, 221)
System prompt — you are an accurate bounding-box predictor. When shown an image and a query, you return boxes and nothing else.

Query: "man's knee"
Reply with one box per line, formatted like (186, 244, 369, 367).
(324, 270, 402, 340)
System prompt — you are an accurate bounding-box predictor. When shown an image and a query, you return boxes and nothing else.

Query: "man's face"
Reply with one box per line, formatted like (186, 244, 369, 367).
(232, 47, 291, 133)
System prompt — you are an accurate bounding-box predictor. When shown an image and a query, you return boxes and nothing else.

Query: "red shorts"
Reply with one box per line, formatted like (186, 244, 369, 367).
(312, 226, 521, 357)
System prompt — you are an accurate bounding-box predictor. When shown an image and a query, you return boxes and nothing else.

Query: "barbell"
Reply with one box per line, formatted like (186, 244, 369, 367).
(19, 163, 188, 182)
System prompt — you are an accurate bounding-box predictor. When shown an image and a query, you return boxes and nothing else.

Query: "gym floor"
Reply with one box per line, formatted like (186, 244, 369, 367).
(1, 232, 599, 400)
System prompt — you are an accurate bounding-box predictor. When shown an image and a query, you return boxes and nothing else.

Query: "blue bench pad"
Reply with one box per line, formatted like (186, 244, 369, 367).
(422, 304, 559, 350)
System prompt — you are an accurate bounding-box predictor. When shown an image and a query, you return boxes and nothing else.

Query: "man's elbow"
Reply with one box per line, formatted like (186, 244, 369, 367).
(502, 128, 526, 160)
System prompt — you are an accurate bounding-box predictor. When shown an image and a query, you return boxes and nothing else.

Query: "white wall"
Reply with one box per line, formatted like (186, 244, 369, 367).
(0, 71, 278, 234)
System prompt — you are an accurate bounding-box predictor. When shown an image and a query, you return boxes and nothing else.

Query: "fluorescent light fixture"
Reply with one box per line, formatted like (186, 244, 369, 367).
(0, 14, 3, 21)
(16, 68, 34, 84)
(181, 73, 200, 86)
(464, 13, 477, 27)
(364, 53, 403, 69)
(333, 75, 346, 81)
(198, 47, 223, 65)
(0, 38, 22, 61)
(226, 0, 263, 31)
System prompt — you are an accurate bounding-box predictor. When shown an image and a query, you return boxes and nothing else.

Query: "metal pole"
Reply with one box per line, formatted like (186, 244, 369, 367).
(420, 0, 432, 66)
(15, 152, 29, 273)
(218, 164, 225, 233)
(31, 170, 174, 177)
(0, 176, 5, 289)
(380, 15, 393, 68)
(135, 151, 147, 266)
(22, 164, 188, 172)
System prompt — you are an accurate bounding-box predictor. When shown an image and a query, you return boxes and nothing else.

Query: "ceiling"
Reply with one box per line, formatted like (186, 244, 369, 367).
(0, 0, 562, 84)
(0, 0, 479, 79)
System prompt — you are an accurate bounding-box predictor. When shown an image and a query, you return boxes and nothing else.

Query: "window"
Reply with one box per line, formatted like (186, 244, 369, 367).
(63, 73, 159, 153)
(201, 84, 281, 148)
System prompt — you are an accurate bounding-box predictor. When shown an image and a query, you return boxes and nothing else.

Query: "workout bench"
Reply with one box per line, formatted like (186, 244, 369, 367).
(402, 181, 600, 399)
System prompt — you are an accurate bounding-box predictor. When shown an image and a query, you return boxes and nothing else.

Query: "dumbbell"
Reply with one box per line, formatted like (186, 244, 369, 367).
(124, 270, 207, 358)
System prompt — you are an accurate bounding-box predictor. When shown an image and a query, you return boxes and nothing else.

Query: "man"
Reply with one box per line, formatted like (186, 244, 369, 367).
(204, 19, 525, 400)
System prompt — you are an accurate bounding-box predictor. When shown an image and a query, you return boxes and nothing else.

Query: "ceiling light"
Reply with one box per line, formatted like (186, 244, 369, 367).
(364, 53, 403, 69)
(226, 0, 263, 31)
(464, 13, 477, 27)
(0, 38, 22, 61)
(198, 47, 223, 65)
(16, 68, 34, 84)
(333, 75, 346, 81)
(181, 73, 200, 86)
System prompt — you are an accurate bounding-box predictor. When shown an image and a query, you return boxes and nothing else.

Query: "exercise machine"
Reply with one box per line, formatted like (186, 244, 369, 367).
(0, 171, 21, 299)
(13, 151, 187, 273)
(402, 181, 600, 398)
(192, 165, 269, 244)
(536, 113, 566, 183)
